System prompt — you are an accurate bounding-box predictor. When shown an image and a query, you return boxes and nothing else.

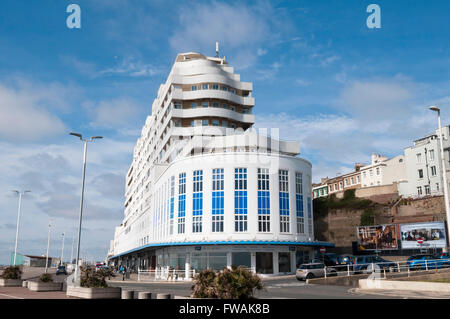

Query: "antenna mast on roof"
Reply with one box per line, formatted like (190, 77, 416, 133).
(216, 42, 219, 57)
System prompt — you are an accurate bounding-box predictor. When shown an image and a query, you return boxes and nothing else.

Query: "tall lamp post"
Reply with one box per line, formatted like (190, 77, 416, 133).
(60, 232, 65, 266)
(45, 219, 52, 273)
(429, 106, 450, 252)
(70, 132, 102, 284)
(12, 190, 31, 266)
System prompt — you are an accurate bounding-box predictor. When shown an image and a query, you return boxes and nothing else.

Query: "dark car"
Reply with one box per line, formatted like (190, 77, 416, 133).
(407, 254, 444, 271)
(353, 255, 397, 273)
(334, 255, 355, 271)
(56, 265, 67, 275)
(312, 254, 337, 267)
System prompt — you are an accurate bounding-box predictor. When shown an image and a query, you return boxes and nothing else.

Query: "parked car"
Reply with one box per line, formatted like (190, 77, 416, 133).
(296, 262, 338, 281)
(56, 265, 67, 275)
(407, 254, 444, 270)
(312, 254, 337, 267)
(436, 252, 450, 266)
(353, 255, 397, 274)
(334, 255, 355, 271)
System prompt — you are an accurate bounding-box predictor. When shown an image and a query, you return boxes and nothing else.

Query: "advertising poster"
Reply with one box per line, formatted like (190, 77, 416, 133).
(356, 224, 398, 251)
(400, 222, 447, 249)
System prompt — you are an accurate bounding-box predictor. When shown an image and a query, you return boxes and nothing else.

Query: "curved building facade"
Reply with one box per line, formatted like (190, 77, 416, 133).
(108, 52, 332, 276)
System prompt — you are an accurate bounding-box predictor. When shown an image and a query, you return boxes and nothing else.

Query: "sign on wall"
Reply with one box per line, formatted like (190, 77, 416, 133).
(356, 224, 398, 251)
(400, 221, 447, 249)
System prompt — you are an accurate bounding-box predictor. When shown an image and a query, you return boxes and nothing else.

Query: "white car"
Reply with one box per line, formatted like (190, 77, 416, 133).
(296, 263, 337, 281)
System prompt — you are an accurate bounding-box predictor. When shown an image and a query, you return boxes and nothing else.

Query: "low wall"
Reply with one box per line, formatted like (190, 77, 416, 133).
(307, 274, 371, 287)
(0, 279, 23, 287)
(359, 278, 450, 293)
(66, 286, 122, 299)
(28, 281, 63, 292)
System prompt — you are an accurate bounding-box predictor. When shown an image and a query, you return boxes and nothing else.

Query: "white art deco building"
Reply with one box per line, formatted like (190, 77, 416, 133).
(108, 52, 333, 276)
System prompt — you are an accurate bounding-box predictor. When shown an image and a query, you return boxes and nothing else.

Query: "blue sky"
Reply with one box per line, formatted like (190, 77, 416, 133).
(0, 0, 449, 264)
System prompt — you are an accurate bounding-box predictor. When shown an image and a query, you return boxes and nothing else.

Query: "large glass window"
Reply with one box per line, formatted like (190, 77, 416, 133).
(307, 196, 313, 234)
(234, 168, 248, 232)
(278, 252, 291, 273)
(191, 253, 208, 272)
(279, 170, 290, 233)
(170, 176, 175, 235)
(258, 168, 270, 232)
(212, 168, 224, 232)
(295, 172, 304, 234)
(178, 173, 186, 234)
(232, 252, 251, 268)
(256, 252, 273, 274)
(193, 170, 203, 233)
(209, 253, 227, 271)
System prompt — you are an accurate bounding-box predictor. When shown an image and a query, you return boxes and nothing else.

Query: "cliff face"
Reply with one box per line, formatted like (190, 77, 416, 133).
(314, 194, 447, 250)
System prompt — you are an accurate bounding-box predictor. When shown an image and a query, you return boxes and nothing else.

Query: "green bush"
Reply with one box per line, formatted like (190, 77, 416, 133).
(191, 266, 264, 299)
(360, 209, 375, 226)
(39, 273, 53, 283)
(1, 266, 22, 280)
(80, 266, 115, 288)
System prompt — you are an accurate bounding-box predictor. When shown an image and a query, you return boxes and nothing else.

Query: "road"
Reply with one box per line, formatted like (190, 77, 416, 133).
(107, 276, 400, 299)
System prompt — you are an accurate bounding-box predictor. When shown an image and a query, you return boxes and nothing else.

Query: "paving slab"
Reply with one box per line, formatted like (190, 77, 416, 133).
(0, 286, 76, 299)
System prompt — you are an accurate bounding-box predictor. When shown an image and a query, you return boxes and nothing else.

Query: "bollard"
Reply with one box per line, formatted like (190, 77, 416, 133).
(138, 292, 152, 299)
(383, 268, 386, 279)
(156, 293, 171, 299)
(121, 290, 134, 299)
(347, 264, 350, 277)
(397, 262, 400, 272)
(324, 266, 327, 278)
(425, 260, 428, 271)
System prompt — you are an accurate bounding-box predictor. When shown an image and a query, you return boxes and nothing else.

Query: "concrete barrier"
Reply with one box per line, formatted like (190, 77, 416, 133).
(22, 281, 28, 288)
(28, 281, 63, 292)
(156, 293, 171, 299)
(307, 274, 370, 287)
(121, 290, 134, 299)
(359, 279, 450, 293)
(66, 286, 122, 299)
(138, 292, 152, 299)
(0, 279, 23, 287)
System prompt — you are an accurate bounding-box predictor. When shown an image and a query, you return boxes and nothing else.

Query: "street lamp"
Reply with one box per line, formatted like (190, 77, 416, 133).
(45, 219, 52, 274)
(429, 106, 450, 252)
(60, 232, 65, 266)
(70, 132, 102, 284)
(12, 190, 31, 266)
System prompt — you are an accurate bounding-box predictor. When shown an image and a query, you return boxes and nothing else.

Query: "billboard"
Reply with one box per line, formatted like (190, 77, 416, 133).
(400, 221, 447, 249)
(356, 224, 398, 251)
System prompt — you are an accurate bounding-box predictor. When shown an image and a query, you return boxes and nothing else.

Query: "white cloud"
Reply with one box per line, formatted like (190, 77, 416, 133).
(98, 56, 164, 78)
(168, 1, 287, 69)
(83, 98, 143, 129)
(0, 81, 68, 142)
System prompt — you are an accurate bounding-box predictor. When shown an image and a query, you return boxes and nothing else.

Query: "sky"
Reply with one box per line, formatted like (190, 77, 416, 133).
(0, 0, 449, 265)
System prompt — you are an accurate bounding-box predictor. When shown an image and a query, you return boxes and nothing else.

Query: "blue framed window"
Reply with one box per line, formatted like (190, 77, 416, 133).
(234, 168, 247, 232)
(212, 168, 224, 232)
(178, 173, 186, 234)
(193, 170, 203, 233)
(257, 168, 270, 232)
(279, 170, 290, 233)
(295, 172, 304, 234)
(170, 176, 175, 235)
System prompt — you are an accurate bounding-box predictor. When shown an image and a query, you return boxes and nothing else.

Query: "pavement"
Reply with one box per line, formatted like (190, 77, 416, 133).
(0, 286, 75, 299)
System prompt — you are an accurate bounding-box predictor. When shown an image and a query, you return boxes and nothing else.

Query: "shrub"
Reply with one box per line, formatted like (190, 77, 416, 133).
(1, 266, 22, 280)
(360, 209, 375, 226)
(191, 269, 218, 298)
(191, 267, 264, 299)
(216, 267, 264, 299)
(80, 266, 115, 288)
(39, 273, 53, 283)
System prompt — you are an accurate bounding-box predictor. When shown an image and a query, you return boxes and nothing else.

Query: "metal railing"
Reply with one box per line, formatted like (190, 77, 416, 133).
(137, 267, 196, 282)
(317, 257, 450, 279)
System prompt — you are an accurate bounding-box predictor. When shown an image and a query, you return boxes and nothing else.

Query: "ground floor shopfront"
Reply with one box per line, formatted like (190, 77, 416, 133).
(109, 243, 334, 276)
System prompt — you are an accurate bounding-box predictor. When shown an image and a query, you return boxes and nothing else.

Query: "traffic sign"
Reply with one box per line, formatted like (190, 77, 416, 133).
(319, 247, 326, 254)
(417, 237, 424, 245)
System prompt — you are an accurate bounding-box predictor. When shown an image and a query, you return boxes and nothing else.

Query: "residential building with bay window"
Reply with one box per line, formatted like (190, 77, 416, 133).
(107, 52, 332, 277)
